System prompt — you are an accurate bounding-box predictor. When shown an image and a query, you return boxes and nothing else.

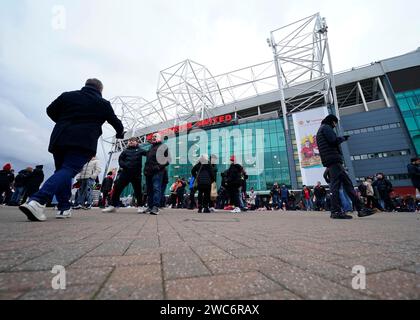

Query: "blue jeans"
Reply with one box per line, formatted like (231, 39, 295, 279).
(10, 186, 25, 205)
(304, 198, 312, 210)
(75, 178, 95, 207)
(146, 172, 164, 209)
(272, 194, 280, 208)
(340, 186, 353, 212)
(30, 152, 90, 211)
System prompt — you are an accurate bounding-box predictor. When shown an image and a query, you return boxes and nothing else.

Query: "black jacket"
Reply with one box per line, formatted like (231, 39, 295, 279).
(226, 164, 244, 187)
(314, 186, 327, 198)
(0, 170, 14, 188)
(144, 142, 170, 177)
(47, 85, 125, 156)
(317, 122, 346, 167)
(14, 170, 32, 188)
(408, 163, 420, 188)
(26, 168, 44, 191)
(192, 163, 215, 186)
(119, 146, 147, 174)
(101, 176, 114, 193)
(373, 178, 393, 195)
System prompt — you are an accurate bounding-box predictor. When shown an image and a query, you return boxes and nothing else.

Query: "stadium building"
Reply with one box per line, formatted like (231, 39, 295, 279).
(105, 13, 420, 196)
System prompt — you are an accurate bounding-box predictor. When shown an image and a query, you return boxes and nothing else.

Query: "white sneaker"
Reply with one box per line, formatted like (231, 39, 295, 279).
(19, 201, 47, 222)
(209, 207, 217, 213)
(137, 206, 148, 214)
(102, 206, 117, 213)
(231, 207, 241, 214)
(56, 209, 72, 219)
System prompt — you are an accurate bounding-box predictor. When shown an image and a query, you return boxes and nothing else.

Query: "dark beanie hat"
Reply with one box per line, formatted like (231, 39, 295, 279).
(322, 114, 339, 126)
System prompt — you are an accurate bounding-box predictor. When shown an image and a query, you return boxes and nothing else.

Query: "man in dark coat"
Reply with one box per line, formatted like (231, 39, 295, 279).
(407, 157, 420, 193)
(192, 155, 216, 213)
(316, 114, 373, 219)
(20, 79, 124, 222)
(9, 167, 32, 206)
(144, 133, 171, 215)
(226, 155, 247, 213)
(103, 137, 147, 214)
(21, 165, 45, 204)
(0, 163, 15, 204)
(100, 171, 114, 208)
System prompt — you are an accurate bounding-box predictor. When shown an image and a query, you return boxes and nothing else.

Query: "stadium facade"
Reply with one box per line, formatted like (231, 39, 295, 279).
(106, 14, 420, 196)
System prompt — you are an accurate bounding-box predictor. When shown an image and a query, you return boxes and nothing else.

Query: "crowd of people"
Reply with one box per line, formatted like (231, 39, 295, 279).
(5, 78, 419, 222)
(0, 163, 45, 207)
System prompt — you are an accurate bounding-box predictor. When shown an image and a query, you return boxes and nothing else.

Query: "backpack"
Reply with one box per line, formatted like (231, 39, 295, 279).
(358, 183, 367, 197)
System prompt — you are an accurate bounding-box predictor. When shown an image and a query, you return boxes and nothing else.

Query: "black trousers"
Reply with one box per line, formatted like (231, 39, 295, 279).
(379, 192, 394, 211)
(329, 163, 362, 214)
(227, 185, 241, 208)
(111, 171, 143, 207)
(366, 195, 381, 210)
(197, 185, 211, 210)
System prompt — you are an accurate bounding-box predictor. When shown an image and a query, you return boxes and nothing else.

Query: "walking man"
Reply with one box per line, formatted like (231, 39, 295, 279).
(316, 114, 373, 219)
(103, 137, 147, 214)
(144, 133, 171, 215)
(20, 79, 124, 221)
(73, 157, 101, 210)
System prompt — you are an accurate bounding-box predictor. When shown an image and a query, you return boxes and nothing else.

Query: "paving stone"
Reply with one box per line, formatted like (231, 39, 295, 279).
(19, 285, 100, 300)
(165, 272, 282, 300)
(260, 265, 371, 300)
(70, 254, 161, 268)
(340, 270, 420, 299)
(0, 206, 419, 300)
(191, 246, 235, 262)
(95, 265, 163, 300)
(87, 239, 133, 257)
(331, 254, 411, 274)
(207, 257, 289, 275)
(163, 251, 211, 280)
(240, 290, 302, 300)
(272, 253, 354, 281)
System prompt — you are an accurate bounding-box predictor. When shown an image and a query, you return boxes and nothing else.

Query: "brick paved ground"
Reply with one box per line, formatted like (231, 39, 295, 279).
(0, 206, 419, 300)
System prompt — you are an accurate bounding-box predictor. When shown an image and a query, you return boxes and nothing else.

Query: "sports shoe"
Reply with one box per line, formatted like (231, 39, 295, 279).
(19, 201, 47, 222)
(137, 206, 148, 214)
(102, 206, 117, 213)
(231, 207, 241, 214)
(203, 208, 211, 213)
(73, 205, 83, 210)
(330, 212, 353, 220)
(209, 207, 216, 213)
(56, 209, 72, 219)
(150, 207, 160, 215)
(82, 206, 92, 210)
(358, 208, 375, 218)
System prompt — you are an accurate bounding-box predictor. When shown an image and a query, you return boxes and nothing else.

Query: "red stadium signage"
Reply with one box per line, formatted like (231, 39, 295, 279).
(146, 114, 233, 141)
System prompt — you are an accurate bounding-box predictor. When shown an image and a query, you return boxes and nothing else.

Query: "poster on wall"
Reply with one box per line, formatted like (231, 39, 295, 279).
(292, 107, 330, 186)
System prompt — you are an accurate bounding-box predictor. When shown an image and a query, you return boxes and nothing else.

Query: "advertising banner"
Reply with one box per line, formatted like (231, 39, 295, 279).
(292, 107, 330, 186)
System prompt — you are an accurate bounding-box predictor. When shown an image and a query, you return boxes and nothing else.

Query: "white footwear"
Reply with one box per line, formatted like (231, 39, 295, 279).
(102, 206, 117, 213)
(56, 209, 72, 219)
(231, 207, 241, 214)
(19, 201, 47, 222)
(209, 207, 217, 213)
(137, 206, 148, 214)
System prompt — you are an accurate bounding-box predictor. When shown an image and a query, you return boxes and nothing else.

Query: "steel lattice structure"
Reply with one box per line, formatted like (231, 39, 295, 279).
(102, 13, 338, 157)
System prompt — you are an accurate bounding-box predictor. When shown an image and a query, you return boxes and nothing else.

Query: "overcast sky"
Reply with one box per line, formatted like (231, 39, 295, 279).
(1, 0, 419, 177)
